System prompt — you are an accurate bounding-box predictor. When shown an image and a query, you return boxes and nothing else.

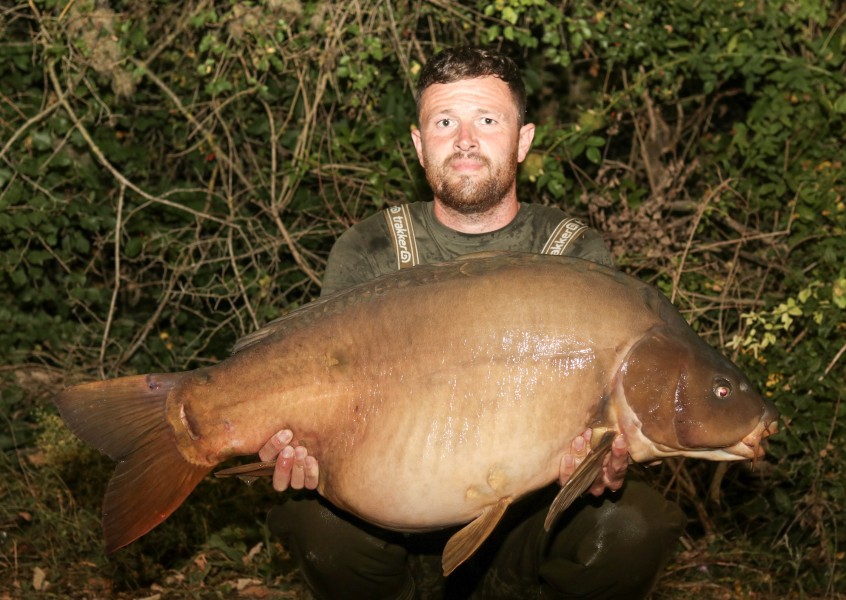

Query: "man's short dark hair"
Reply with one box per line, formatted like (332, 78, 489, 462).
(415, 47, 527, 126)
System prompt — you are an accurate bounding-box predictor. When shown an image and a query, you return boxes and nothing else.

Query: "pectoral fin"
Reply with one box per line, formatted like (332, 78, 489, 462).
(543, 430, 616, 532)
(442, 497, 510, 576)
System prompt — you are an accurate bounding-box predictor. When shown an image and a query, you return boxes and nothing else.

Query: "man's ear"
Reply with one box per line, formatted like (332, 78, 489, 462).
(410, 125, 425, 167)
(517, 123, 536, 163)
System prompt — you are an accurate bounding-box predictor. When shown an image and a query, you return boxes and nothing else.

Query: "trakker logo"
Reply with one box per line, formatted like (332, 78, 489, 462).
(542, 218, 588, 256)
(385, 205, 420, 268)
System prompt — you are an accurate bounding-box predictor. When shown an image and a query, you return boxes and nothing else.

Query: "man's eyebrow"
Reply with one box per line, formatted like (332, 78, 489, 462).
(427, 107, 504, 117)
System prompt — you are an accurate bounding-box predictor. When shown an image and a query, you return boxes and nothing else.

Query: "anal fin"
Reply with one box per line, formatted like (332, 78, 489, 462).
(543, 430, 616, 532)
(215, 460, 277, 483)
(442, 497, 510, 576)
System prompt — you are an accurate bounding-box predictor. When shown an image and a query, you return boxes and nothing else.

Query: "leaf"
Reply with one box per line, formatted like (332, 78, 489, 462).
(33, 566, 47, 591)
(586, 146, 602, 164)
(502, 7, 519, 24)
(125, 238, 143, 258)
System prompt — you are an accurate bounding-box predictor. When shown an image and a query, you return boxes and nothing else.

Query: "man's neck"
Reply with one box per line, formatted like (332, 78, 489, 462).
(433, 196, 520, 234)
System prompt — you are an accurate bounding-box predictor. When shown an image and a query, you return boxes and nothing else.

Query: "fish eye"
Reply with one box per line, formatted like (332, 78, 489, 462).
(713, 378, 733, 399)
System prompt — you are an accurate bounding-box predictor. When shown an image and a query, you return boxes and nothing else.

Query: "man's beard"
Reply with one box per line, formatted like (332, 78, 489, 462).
(426, 151, 517, 215)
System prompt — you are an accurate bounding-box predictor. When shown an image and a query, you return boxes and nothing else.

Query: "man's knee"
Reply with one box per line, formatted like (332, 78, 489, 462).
(577, 482, 684, 566)
(540, 480, 685, 599)
(268, 498, 414, 600)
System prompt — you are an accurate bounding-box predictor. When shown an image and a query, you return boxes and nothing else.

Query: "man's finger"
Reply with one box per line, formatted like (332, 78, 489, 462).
(290, 446, 307, 489)
(572, 432, 587, 455)
(304, 456, 319, 490)
(600, 435, 629, 492)
(259, 429, 294, 462)
(608, 435, 628, 473)
(558, 430, 592, 485)
(272, 445, 295, 492)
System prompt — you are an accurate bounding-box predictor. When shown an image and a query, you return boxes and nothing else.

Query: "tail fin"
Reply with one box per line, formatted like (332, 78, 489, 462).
(55, 373, 212, 552)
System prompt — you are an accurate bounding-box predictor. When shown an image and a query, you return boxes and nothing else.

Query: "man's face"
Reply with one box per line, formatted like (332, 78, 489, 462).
(411, 76, 535, 215)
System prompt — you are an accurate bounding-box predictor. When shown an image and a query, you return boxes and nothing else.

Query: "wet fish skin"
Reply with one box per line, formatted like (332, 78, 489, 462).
(54, 251, 777, 573)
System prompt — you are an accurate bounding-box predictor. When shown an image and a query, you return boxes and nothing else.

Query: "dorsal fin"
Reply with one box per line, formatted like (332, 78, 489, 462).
(232, 252, 529, 355)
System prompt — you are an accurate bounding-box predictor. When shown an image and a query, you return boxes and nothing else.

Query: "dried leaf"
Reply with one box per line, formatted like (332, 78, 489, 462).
(243, 542, 263, 565)
(32, 567, 47, 592)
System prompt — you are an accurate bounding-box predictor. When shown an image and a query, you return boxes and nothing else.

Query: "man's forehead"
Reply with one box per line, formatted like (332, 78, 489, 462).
(419, 76, 515, 116)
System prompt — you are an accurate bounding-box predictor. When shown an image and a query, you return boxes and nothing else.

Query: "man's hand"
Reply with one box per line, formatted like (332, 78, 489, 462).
(558, 429, 629, 495)
(258, 429, 320, 492)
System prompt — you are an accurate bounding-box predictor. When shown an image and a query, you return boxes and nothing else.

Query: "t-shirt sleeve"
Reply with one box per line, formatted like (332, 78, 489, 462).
(569, 228, 615, 268)
(320, 213, 396, 296)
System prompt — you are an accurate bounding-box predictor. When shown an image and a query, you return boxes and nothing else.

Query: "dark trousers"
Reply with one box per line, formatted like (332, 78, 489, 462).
(268, 478, 685, 599)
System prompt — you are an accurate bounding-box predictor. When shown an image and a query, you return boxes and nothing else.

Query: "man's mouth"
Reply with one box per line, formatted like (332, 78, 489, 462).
(447, 153, 488, 172)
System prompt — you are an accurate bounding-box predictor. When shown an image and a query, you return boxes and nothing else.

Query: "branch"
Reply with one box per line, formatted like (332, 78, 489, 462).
(99, 183, 125, 379)
(0, 100, 62, 163)
(128, 57, 253, 191)
(822, 340, 846, 378)
(46, 60, 235, 229)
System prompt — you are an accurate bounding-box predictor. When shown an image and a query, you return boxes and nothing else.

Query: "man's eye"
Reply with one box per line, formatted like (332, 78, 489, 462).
(481, 117, 495, 125)
(437, 119, 453, 127)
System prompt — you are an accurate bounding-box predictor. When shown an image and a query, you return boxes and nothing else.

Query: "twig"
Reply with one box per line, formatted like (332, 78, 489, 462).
(670, 179, 732, 304)
(116, 266, 180, 372)
(261, 98, 278, 220)
(227, 227, 259, 331)
(675, 461, 717, 536)
(822, 340, 846, 378)
(257, 96, 319, 286)
(140, 0, 212, 68)
(708, 462, 729, 506)
(127, 57, 253, 191)
(57, 0, 78, 21)
(99, 184, 125, 380)
(46, 61, 234, 228)
(0, 100, 62, 163)
(272, 215, 322, 286)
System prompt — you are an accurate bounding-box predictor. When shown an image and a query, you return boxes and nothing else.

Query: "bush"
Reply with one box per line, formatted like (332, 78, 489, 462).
(2, 0, 844, 596)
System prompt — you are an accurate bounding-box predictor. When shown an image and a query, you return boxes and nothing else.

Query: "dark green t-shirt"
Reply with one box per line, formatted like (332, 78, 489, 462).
(321, 201, 613, 296)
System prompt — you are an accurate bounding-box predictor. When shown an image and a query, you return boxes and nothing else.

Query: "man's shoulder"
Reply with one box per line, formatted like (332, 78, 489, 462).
(321, 206, 401, 296)
(520, 202, 580, 223)
(339, 207, 393, 238)
(518, 203, 615, 267)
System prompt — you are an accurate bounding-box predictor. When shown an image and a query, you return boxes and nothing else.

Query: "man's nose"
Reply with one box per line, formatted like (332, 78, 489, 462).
(454, 122, 477, 152)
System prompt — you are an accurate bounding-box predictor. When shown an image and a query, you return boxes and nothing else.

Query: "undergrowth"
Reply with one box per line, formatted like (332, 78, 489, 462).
(2, 0, 844, 597)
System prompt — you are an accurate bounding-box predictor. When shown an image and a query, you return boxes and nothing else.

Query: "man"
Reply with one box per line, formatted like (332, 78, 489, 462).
(257, 47, 684, 598)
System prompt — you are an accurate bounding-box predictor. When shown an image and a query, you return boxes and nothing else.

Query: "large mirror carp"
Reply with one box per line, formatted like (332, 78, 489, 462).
(55, 251, 778, 574)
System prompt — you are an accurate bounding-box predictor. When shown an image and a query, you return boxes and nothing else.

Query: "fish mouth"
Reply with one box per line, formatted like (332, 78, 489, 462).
(738, 418, 779, 460)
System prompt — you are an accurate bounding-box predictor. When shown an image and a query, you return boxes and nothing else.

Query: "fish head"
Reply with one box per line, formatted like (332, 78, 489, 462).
(619, 324, 778, 462)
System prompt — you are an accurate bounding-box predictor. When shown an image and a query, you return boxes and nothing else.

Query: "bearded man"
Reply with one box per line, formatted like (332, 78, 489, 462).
(258, 47, 684, 599)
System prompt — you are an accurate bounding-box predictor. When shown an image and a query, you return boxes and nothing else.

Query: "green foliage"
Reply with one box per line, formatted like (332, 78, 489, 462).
(2, 0, 845, 596)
